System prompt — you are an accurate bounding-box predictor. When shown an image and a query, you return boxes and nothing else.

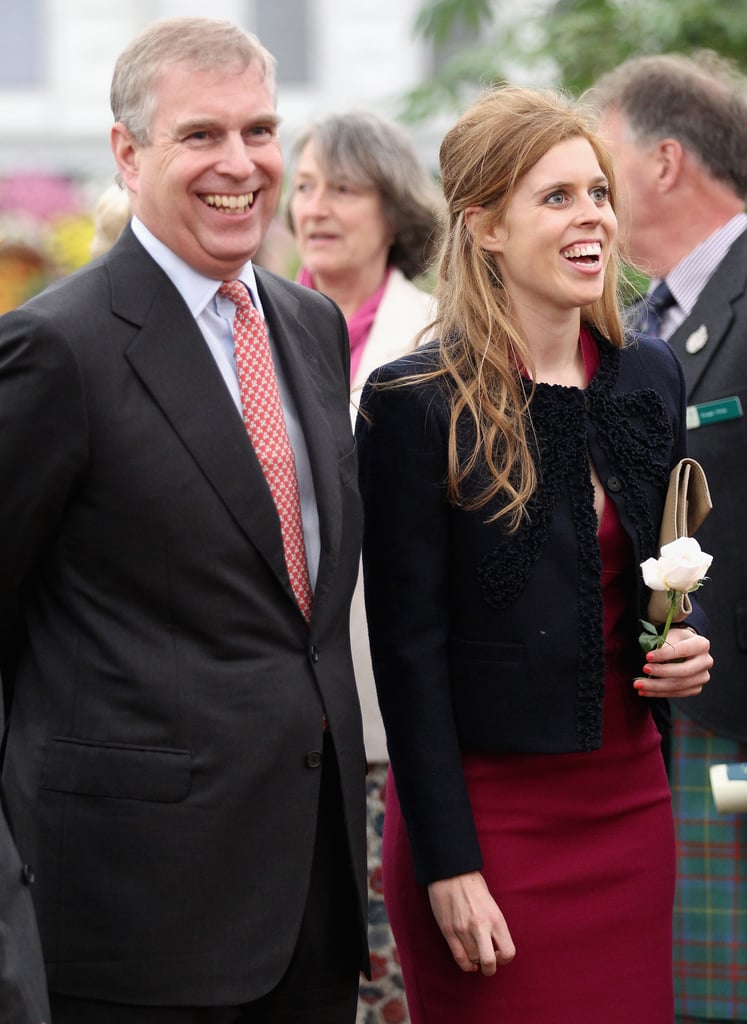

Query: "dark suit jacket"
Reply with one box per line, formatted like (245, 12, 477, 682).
(0, 703, 50, 1024)
(664, 228, 747, 741)
(356, 331, 694, 885)
(0, 226, 368, 1005)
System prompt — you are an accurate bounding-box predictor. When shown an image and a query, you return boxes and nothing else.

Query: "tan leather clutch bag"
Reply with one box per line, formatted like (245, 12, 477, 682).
(647, 457, 712, 624)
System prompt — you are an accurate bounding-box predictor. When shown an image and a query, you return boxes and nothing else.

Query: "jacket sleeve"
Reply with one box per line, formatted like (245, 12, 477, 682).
(355, 366, 483, 884)
(0, 308, 88, 602)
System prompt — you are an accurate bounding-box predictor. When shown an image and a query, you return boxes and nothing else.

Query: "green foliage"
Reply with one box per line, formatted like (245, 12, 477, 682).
(413, 0, 495, 44)
(400, 0, 747, 118)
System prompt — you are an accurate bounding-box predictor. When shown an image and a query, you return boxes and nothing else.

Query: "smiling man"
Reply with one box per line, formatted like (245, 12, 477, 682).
(0, 17, 368, 1024)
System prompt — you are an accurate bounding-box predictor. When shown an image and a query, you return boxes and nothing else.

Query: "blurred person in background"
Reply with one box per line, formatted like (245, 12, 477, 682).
(89, 181, 131, 259)
(593, 52, 747, 1024)
(287, 110, 442, 1023)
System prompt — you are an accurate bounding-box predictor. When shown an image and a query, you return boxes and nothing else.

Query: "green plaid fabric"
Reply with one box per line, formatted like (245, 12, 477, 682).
(671, 706, 747, 1019)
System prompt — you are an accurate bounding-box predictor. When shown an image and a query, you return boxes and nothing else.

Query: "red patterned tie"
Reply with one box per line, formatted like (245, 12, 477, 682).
(219, 280, 313, 622)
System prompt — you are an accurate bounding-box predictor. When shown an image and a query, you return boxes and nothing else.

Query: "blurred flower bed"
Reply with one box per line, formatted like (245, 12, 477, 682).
(0, 172, 97, 313)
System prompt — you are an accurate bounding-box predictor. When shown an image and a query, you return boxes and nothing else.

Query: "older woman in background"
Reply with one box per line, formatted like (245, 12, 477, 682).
(288, 111, 442, 1023)
(287, 111, 441, 401)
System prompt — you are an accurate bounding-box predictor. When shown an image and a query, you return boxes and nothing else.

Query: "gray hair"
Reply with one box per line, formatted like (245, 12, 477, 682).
(111, 17, 277, 145)
(286, 111, 443, 280)
(590, 51, 747, 199)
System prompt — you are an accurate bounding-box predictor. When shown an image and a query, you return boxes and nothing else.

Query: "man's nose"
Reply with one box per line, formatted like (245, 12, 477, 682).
(216, 134, 257, 177)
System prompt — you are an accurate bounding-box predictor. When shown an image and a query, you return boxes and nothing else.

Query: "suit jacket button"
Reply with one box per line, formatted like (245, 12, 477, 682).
(606, 475, 622, 493)
(309, 644, 320, 664)
(305, 750, 322, 769)
(21, 863, 35, 885)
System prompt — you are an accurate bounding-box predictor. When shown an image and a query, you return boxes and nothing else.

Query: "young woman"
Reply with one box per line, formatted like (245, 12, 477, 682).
(356, 86, 712, 1024)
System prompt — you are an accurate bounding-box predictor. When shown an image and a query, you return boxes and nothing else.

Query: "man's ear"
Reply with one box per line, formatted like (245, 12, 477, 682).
(111, 123, 140, 194)
(464, 205, 505, 253)
(655, 138, 684, 192)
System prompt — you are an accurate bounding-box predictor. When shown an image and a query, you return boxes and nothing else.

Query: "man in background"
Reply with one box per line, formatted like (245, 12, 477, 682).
(593, 52, 747, 1024)
(0, 17, 367, 1023)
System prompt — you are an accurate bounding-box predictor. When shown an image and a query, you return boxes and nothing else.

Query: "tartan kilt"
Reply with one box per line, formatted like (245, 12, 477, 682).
(671, 705, 747, 1019)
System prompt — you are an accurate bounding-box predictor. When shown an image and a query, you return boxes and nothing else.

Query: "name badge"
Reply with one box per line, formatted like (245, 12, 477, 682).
(687, 395, 743, 429)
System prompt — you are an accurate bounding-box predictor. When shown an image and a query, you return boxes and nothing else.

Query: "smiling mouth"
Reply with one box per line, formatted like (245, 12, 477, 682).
(560, 242, 601, 265)
(200, 192, 255, 214)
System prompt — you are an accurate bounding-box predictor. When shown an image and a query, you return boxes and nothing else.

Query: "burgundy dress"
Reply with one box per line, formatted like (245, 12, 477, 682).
(382, 494, 676, 1023)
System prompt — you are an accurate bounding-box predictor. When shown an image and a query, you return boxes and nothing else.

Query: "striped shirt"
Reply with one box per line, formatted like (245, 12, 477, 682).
(649, 211, 747, 340)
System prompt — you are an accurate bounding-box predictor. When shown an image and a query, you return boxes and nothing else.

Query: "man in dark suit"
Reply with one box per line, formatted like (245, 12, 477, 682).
(0, 16, 367, 1023)
(594, 52, 747, 1024)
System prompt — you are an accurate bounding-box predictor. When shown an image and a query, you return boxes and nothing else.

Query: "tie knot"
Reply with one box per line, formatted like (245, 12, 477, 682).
(219, 279, 252, 309)
(648, 279, 675, 313)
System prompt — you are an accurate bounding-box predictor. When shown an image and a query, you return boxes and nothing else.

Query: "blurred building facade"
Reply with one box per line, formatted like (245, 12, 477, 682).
(0, 0, 439, 308)
(0, 0, 436, 182)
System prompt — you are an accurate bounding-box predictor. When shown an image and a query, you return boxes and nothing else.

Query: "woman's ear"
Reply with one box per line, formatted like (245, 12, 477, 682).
(464, 205, 505, 253)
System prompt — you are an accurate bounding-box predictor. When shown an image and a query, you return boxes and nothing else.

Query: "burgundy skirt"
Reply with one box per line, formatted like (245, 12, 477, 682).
(382, 502, 675, 1023)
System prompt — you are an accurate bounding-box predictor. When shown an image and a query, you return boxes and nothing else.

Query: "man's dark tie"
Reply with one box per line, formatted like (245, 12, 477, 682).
(634, 279, 676, 337)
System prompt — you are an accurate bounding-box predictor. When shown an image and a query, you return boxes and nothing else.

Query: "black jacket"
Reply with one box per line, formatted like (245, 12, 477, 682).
(356, 330, 698, 884)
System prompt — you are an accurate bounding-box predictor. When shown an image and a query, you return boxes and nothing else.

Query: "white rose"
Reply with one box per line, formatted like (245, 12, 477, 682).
(640, 536, 713, 594)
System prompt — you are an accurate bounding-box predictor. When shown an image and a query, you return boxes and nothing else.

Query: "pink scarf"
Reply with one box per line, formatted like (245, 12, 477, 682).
(296, 266, 391, 384)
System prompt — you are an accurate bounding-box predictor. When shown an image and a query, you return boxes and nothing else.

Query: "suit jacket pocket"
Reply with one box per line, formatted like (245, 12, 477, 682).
(41, 736, 192, 802)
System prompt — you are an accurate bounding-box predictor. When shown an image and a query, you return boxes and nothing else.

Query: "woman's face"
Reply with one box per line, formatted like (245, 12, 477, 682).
(289, 141, 393, 289)
(475, 136, 617, 323)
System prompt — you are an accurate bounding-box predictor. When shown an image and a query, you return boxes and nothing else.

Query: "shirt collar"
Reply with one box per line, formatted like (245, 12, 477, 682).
(662, 211, 747, 317)
(130, 215, 262, 318)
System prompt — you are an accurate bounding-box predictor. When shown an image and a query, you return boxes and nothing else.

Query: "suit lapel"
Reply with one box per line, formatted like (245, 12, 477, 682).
(668, 229, 747, 399)
(107, 233, 346, 620)
(109, 232, 293, 604)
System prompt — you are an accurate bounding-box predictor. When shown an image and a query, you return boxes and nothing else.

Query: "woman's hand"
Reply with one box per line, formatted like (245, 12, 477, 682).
(634, 627, 712, 698)
(427, 870, 516, 976)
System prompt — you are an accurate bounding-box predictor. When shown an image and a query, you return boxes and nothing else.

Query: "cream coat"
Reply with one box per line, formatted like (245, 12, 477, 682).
(350, 268, 435, 761)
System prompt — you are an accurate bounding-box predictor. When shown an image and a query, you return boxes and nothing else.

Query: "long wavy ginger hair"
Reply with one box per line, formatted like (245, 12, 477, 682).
(428, 86, 625, 529)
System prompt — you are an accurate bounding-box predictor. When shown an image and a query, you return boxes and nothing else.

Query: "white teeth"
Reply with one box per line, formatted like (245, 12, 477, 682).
(203, 193, 254, 212)
(561, 242, 601, 259)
